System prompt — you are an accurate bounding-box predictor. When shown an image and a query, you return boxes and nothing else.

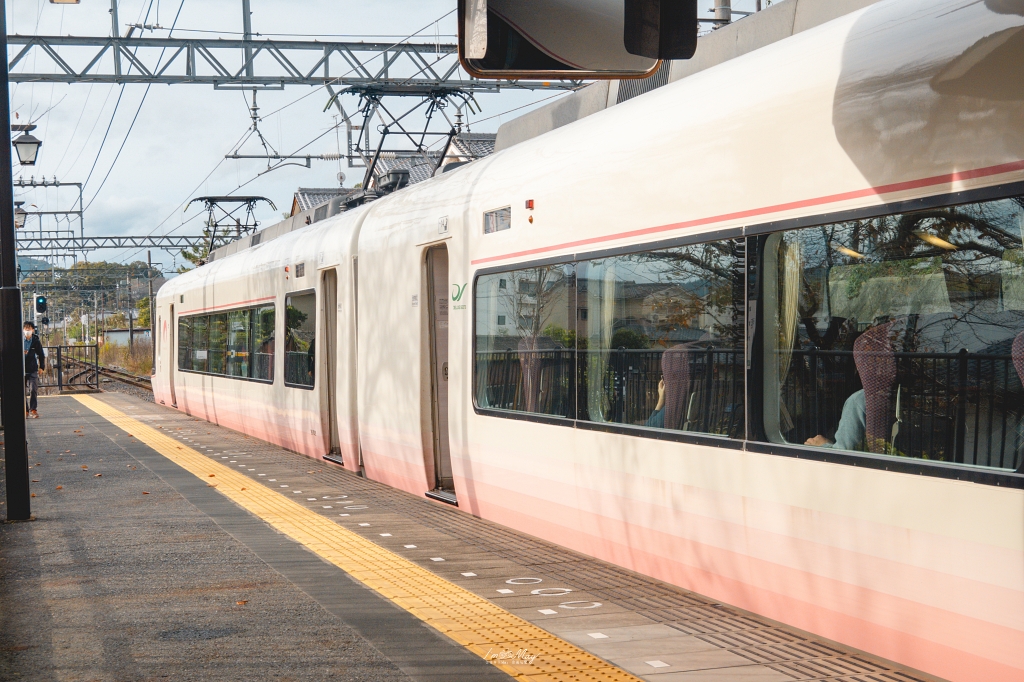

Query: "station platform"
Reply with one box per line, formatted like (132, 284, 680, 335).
(1, 393, 937, 682)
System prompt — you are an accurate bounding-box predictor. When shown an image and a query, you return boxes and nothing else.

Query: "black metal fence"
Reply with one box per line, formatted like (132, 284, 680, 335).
(781, 349, 1024, 469)
(474, 346, 745, 438)
(38, 345, 100, 392)
(284, 351, 314, 387)
(477, 344, 1024, 469)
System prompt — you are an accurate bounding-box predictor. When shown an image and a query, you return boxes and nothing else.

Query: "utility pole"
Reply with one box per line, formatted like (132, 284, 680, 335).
(0, 0, 32, 521)
(93, 292, 98, 347)
(127, 278, 134, 352)
(715, 0, 732, 24)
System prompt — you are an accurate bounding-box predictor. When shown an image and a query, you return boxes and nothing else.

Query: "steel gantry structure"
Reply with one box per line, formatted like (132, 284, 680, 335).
(7, 35, 573, 93)
(15, 234, 229, 253)
(7, 1, 581, 260)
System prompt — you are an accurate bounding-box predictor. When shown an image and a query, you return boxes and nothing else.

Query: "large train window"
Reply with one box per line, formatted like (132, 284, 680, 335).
(580, 241, 745, 437)
(762, 197, 1024, 470)
(284, 292, 316, 389)
(176, 303, 276, 383)
(475, 264, 576, 417)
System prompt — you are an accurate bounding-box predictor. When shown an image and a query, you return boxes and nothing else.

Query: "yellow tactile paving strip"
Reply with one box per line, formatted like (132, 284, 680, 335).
(75, 395, 642, 682)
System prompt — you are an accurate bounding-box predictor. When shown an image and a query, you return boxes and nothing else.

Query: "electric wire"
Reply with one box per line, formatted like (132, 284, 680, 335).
(83, 0, 188, 212)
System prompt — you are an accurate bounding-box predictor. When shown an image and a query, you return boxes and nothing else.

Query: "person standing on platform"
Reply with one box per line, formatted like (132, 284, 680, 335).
(23, 321, 45, 418)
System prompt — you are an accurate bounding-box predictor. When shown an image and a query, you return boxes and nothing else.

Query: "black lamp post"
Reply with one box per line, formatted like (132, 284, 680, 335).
(1, 1, 32, 521)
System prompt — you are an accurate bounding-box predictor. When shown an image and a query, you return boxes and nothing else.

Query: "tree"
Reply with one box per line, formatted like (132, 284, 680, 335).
(138, 296, 151, 327)
(177, 227, 214, 273)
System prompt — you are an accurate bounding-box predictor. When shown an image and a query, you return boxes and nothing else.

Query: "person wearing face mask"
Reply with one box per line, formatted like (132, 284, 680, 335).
(23, 322, 45, 418)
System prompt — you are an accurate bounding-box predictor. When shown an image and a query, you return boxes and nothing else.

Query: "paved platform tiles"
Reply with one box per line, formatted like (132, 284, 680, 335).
(2, 393, 940, 682)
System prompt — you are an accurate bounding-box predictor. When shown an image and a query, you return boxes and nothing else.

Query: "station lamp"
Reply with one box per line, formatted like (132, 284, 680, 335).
(11, 126, 42, 166)
(14, 203, 27, 230)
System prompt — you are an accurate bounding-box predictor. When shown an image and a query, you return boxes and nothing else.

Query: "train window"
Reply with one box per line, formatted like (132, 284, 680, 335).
(209, 314, 228, 375)
(177, 317, 192, 371)
(762, 197, 1024, 470)
(483, 207, 512, 234)
(226, 309, 251, 378)
(475, 264, 576, 417)
(253, 306, 275, 382)
(191, 316, 209, 373)
(176, 304, 276, 383)
(284, 292, 316, 388)
(580, 241, 746, 437)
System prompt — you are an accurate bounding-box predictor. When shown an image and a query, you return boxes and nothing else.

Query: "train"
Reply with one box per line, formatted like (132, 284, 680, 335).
(153, 1, 1024, 680)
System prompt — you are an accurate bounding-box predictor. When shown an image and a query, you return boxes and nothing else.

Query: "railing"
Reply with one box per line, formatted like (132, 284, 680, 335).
(38, 345, 100, 392)
(477, 343, 1023, 469)
(474, 346, 745, 437)
(475, 349, 575, 418)
(284, 351, 314, 387)
(782, 349, 1024, 469)
(580, 348, 744, 436)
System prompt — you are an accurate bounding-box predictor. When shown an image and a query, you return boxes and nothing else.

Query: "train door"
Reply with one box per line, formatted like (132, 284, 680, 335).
(168, 304, 177, 407)
(426, 245, 455, 502)
(321, 268, 342, 462)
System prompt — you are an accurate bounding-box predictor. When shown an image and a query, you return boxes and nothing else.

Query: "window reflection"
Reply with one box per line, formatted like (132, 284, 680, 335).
(226, 309, 251, 378)
(475, 264, 575, 417)
(764, 198, 1024, 470)
(284, 293, 317, 388)
(581, 241, 745, 437)
(176, 304, 276, 383)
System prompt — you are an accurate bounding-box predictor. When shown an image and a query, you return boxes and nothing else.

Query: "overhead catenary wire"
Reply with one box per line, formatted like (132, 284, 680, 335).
(83, 0, 187, 210)
(110, 7, 465, 267)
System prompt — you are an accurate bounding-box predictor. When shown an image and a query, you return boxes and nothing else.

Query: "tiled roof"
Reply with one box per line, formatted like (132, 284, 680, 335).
(373, 155, 441, 186)
(370, 132, 499, 187)
(293, 187, 358, 212)
(451, 133, 496, 160)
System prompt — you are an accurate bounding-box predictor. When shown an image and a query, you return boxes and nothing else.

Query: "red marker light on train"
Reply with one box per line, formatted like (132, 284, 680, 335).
(525, 199, 534, 210)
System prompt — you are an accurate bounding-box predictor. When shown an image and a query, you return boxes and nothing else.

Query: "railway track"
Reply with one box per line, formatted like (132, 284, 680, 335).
(98, 366, 153, 391)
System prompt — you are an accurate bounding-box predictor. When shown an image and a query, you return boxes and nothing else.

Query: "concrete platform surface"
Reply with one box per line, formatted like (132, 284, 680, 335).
(0, 394, 939, 682)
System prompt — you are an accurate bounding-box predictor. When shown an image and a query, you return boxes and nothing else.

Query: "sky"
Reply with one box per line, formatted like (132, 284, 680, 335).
(7, 0, 764, 276)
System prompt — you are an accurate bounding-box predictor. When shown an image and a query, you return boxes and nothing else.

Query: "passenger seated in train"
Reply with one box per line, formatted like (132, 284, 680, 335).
(802, 320, 895, 452)
(804, 390, 866, 449)
(777, 198, 1024, 468)
(646, 379, 666, 429)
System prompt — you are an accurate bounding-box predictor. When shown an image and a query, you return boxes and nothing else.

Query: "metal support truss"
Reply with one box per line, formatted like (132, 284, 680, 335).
(16, 234, 229, 252)
(7, 35, 576, 92)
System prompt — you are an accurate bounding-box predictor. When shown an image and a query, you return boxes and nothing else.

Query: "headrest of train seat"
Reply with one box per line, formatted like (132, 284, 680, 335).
(853, 321, 898, 454)
(1013, 331, 1024, 383)
(518, 336, 546, 413)
(661, 344, 697, 431)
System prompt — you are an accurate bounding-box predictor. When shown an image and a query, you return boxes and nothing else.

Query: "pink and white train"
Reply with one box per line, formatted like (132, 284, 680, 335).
(154, 2, 1024, 680)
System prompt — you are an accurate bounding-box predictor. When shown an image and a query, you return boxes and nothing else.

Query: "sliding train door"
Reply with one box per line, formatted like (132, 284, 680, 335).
(321, 268, 342, 461)
(168, 304, 177, 407)
(425, 245, 455, 502)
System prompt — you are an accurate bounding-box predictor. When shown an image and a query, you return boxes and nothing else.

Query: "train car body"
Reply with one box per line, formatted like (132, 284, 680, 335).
(155, 2, 1024, 680)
